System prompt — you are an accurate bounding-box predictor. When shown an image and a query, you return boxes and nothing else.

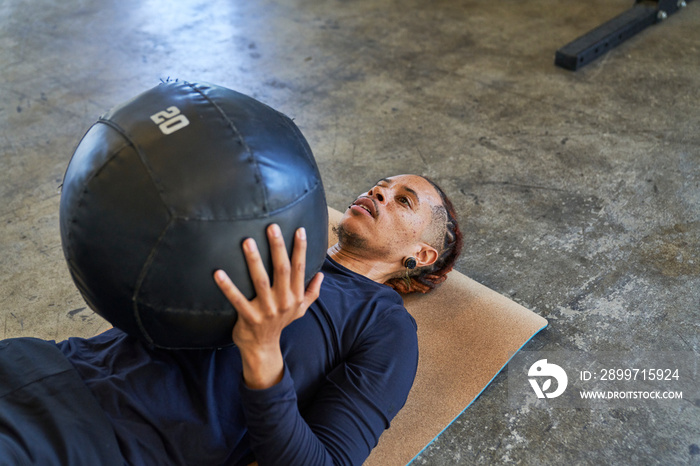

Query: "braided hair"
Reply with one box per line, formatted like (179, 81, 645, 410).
(385, 177, 463, 294)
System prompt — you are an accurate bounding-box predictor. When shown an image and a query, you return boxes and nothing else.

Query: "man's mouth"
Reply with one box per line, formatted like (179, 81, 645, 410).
(355, 204, 371, 215)
(351, 197, 376, 218)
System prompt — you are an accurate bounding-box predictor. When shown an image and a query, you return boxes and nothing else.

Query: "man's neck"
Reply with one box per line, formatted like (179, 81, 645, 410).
(327, 244, 395, 284)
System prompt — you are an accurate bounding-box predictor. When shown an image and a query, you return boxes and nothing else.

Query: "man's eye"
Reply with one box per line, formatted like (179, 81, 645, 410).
(398, 196, 410, 205)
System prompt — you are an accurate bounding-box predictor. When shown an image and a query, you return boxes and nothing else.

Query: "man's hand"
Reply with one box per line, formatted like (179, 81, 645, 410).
(214, 224, 324, 390)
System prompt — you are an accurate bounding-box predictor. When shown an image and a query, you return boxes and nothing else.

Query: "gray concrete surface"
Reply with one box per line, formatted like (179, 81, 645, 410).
(1, 0, 698, 464)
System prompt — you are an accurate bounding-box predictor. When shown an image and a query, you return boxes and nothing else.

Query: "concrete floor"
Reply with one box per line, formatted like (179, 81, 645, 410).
(1, 0, 698, 464)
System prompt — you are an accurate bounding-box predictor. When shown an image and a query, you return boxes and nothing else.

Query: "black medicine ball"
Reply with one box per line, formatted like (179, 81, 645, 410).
(59, 81, 328, 349)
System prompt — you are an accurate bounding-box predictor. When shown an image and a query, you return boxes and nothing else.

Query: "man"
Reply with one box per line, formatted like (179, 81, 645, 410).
(0, 175, 462, 465)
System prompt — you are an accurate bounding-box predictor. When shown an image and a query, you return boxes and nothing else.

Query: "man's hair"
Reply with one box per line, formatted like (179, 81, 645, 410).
(385, 176, 463, 294)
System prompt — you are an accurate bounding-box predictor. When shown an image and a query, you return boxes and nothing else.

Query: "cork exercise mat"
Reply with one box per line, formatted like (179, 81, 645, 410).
(326, 207, 548, 466)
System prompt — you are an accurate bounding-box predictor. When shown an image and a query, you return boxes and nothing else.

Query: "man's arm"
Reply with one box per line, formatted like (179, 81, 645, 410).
(237, 306, 418, 466)
(214, 224, 417, 466)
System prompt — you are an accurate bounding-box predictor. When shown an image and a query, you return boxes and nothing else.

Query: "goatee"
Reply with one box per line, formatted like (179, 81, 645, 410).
(334, 224, 367, 250)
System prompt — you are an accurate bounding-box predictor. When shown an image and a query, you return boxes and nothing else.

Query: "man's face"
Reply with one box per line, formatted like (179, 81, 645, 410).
(338, 174, 443, 262)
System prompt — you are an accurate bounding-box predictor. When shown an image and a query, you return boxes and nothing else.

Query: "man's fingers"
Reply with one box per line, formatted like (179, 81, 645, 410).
(214, 269, 252, 316)
(268, 224, 291, 289)
(241, 237, 274, 308)
(291, 227, 307, 295)
(302, 272, 324, 310)
(218, 225, 319, 325)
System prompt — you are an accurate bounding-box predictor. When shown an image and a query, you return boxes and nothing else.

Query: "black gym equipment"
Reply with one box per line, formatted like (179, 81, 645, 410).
(60, 81, 328, 349)
(555, 0, 694, 71)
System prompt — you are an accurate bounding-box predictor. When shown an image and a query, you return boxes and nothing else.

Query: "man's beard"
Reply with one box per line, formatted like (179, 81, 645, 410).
(334, 224, 367, 250)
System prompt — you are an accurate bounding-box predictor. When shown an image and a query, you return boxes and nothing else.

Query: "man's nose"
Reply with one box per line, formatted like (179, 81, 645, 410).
(367, 186, 386, 203)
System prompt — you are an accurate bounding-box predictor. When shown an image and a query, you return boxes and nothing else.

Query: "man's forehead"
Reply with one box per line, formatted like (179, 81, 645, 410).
(377, 175, 441, 201)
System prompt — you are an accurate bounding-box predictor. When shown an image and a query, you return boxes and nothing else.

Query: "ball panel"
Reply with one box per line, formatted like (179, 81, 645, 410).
(60, 123, 132, 251)
(101, 82, 270, 221)
(60, 137, 171, 337)
(136, 304, 235, 349)
(135, 185, 327, 348)
(203, 83, 323, 214)
(299, 188, 329, 289)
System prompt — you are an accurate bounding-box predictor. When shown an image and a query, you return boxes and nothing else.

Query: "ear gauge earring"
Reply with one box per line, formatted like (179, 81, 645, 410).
(403, 257, 417, 270)
(402, 256, 416, 291)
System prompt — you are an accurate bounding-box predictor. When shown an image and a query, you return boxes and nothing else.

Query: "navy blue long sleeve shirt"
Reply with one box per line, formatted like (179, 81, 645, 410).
(57, 257, 419, 465)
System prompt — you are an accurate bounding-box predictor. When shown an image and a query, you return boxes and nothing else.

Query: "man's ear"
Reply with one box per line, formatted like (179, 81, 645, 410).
(415, 243, 439, 268)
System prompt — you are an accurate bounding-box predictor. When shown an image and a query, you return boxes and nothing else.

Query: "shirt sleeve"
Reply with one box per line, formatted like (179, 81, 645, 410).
(238, 308, 418, 466)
